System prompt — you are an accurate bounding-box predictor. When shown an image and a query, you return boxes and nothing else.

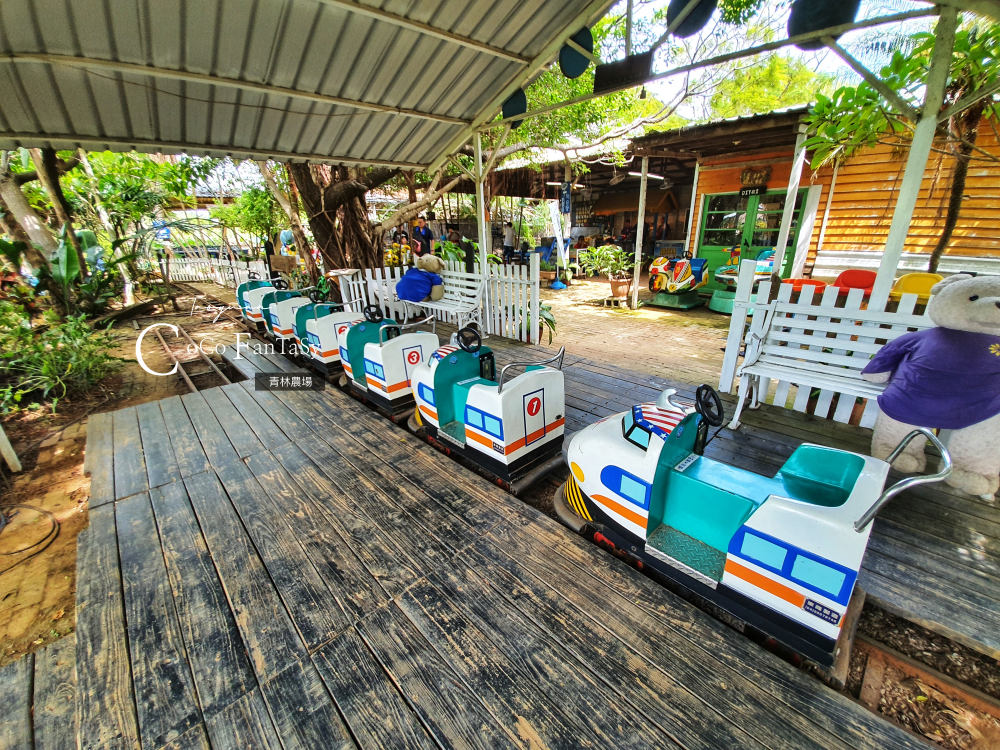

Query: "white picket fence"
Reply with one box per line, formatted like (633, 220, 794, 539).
(337, 254, 541, 343)
(719, 259, 934, 427)
(143, 257, 269, 287)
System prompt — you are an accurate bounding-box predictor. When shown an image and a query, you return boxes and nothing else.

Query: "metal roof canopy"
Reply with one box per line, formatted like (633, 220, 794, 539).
(0, 0, 615, 169)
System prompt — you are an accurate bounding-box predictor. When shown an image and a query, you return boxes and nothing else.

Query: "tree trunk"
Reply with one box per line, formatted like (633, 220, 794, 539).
(78, 149, 135, 303)
(0, 197, 50, 271)
(257, 161, 318, 284)
(0, 166, 58, 257)
(928, 103, 985, 273)
(30, 148, 87, 276)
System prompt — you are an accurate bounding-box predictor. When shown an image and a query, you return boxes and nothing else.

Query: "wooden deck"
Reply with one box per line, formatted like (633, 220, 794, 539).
(0, 369, 928, 748)
(226, 329, 1000, 661)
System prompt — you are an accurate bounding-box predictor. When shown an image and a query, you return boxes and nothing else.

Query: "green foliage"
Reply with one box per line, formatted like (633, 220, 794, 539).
(435, 241, 465, 263)
(578, 245, 634, 280)
(211, 187, 283, 244)
(709, 53, 835, 120)
(718, 0, 767, 25)
(536, 303, 556, 345)
(803, 23, 1000, 169)
(0, 302, 122, 413)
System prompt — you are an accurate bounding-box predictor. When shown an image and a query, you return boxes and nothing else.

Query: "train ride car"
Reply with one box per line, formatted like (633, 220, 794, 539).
(237, 273, 277, 330)
(263, 288, 312, 342)
(409, 327, 567, 489)
(291, 292, 365, 373)
(350, 313, 438, 417)
(557, 385, 952, 666)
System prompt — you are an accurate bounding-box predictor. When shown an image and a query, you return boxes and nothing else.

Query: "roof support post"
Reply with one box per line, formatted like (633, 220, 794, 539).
(869, 7, 958, 311)
(631, 155, 649, 309)
(626, 0, 634, 55)
(685, 161, 701, 251)
(475, 132, 490, 321)
(771, 126, 808, 277)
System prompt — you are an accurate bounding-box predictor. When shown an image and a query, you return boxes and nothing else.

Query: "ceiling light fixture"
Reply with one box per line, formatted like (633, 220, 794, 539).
(628, 172, 665, 180)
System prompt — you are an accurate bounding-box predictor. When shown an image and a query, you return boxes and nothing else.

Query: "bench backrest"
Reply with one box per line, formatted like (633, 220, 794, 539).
(737, 280, 934, 427)
(438, 269, 486, 305)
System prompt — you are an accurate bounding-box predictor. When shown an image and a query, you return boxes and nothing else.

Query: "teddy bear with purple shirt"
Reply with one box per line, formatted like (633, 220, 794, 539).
(862, 274, 1000, 499)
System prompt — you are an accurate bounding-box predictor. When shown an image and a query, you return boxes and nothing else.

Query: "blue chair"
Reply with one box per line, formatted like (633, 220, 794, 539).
(689, 257, 708, 284)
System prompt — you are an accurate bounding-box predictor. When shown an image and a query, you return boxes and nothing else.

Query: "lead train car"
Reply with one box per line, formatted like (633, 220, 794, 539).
(561, 388, 950, 666)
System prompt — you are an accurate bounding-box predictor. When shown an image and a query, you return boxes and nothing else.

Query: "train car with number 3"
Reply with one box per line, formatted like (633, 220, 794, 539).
(557, 385, 953, 666)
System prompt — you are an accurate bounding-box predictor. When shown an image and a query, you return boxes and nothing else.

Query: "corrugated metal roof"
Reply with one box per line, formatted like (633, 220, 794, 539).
(0, 0, 614, 168)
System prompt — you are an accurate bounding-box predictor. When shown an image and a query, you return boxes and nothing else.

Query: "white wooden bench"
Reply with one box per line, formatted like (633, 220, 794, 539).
(397, 268, 487, 332)
(728, 280, 934, 430)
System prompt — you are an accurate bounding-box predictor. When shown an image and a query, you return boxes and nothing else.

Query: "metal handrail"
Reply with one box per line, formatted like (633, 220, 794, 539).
(497, 347, 565, 394)
(311, 295, 364, 322)
(854, 428, 952, 531)
(379, 315, 436, 345)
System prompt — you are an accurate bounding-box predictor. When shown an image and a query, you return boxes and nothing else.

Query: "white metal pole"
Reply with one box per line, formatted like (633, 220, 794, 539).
(475, 132, 490, 329)
(631, 155, 649, 309)
(869, 7, 958, 311)
(772, 126, 808, 275)
(626, 0, 633, 56)
(530, 251, 540, 345)
(684, 161, 700, 253)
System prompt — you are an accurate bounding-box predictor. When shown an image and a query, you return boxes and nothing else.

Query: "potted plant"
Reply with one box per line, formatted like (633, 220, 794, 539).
(538, 260, 557, 281)
(578, 245, 634, 298)
(507, 303, 557, 344)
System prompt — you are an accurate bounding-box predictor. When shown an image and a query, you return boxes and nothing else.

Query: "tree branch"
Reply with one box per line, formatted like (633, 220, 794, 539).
(14, 156, 80, 186)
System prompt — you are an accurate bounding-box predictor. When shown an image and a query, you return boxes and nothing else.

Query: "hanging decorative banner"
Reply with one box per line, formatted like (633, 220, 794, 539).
(560, 182, 572, 215)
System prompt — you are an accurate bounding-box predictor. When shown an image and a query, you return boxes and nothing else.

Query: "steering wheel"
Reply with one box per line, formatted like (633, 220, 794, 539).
(248, 271, 260, 280)
(695, 384, 725, 427)
(683, 251, 694, 260)
(308, 289, 327, 303)
(272, 278, 289, 290)
(456, 327, 481, 354)
(363, 304, 384, 323)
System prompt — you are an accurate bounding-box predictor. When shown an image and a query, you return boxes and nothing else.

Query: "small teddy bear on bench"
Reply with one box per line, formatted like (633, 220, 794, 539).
(395, 254, 446, 303)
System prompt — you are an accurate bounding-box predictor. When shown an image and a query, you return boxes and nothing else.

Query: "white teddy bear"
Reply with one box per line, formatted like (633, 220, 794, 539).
(862, 274, 1000, 499)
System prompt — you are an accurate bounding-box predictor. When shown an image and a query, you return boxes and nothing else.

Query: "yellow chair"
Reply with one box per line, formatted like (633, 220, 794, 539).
(888, 272, 944, 304)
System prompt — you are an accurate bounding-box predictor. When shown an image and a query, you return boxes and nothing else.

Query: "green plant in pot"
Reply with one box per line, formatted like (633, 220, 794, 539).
(578, 245, 634, 298)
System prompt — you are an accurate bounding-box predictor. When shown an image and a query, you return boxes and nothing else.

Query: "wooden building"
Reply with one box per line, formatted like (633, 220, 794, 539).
(631, 106, 1000, 288)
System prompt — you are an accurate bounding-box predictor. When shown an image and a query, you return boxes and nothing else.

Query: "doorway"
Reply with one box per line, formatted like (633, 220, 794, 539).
(696, 190, 806, 291)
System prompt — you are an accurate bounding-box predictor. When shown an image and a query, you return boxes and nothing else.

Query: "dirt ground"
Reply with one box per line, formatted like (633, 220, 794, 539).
(0, 284, 239, 667)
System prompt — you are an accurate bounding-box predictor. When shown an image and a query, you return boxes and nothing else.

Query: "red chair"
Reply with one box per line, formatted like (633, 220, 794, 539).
(781, 278, 828, 293)
(833, 269, 876, 298)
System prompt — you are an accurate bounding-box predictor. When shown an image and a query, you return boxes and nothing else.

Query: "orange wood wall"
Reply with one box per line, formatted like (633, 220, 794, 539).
(685, 127, 1000, 265)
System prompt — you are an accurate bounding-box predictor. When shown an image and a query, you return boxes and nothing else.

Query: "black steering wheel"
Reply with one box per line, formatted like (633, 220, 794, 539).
(683, 251, 694, 260)
(248, 271, 260, 280)
(308, 289, 327, 303)
(456, 327, 481, 354)
(695, 384, 725, 427)
(272, 278, 289, 290)
(363, 304, 384, 323)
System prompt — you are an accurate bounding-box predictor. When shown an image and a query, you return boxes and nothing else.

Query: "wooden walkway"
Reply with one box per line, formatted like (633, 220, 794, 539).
(1, 373, 927, 748)
(225, 330, 1000, 662)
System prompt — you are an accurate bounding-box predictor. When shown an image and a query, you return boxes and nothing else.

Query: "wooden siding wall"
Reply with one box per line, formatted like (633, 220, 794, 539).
(685, 125, 1000, 266)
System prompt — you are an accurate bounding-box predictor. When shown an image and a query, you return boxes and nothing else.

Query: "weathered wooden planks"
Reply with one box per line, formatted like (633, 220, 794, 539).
(0, 653, 33, 748)
(200, 389, 265, 459)
(113, 407, 148, 500)
(148, 481, 255, 717)
(183, 470, 304, 680)
(204, 689, 282, 750)
(357, 604, 519, 749)
(85, 411, 115, 505)
(258, 659, 354, 750)
(220, 384, 290, 450)
(158, 397, 211, 478)
(135, 402, 180, 489)
(180, 392, 239, 468)
(33, 634, 77, 750)
(116, 493, 201, 749)
(75, 507, 141, 750)
(313, 628, 437, 750)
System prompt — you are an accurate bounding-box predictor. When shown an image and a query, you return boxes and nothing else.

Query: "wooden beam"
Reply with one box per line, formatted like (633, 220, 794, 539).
(0, 422, 21, 472)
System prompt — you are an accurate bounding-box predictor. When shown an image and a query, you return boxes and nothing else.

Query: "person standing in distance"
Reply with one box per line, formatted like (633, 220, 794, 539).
(503, 221, 516, 263)
(412, 216, 434, 258)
